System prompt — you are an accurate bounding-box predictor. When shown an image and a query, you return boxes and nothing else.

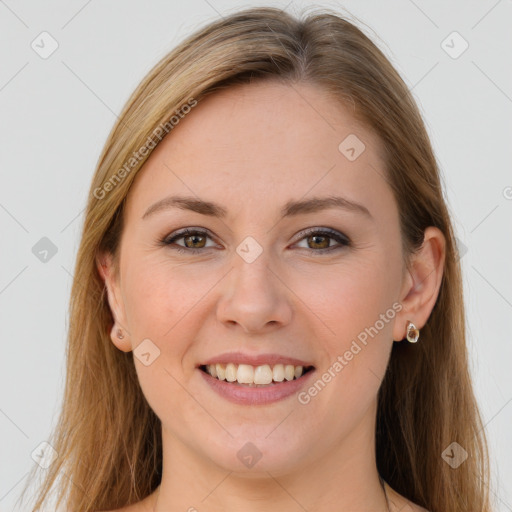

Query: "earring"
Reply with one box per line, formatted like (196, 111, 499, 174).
(116, 328, 124, 340)
(406, 321, 419, 343)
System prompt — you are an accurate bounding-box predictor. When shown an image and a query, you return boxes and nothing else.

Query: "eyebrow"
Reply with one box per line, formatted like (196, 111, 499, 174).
(142, 194, 373, 221)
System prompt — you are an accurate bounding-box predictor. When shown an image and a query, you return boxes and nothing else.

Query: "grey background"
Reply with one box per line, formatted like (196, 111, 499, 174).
(0, 0, 511, 510)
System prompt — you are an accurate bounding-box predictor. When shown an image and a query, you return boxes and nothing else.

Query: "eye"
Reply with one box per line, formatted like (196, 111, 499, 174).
(293, 227, 351, 254)
(160, 227, 350, 255)
(161, 228, 216, 253)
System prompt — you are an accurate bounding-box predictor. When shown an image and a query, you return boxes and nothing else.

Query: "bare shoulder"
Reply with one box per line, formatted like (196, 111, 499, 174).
(406, 504, 430, 512)
(385, 482, 430, 512)
(99, 495, 155, 512)
(99, 505, 144, 512)
(391, 498, 430, 512)
(99, 506, 139, 512)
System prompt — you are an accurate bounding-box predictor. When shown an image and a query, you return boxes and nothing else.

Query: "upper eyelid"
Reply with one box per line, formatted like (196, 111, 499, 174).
(165, 227, 216, 243)
(164, 227, 349, 247)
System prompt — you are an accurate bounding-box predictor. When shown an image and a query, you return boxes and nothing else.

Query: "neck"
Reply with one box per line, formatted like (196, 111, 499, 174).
(151, 403, 390, 511)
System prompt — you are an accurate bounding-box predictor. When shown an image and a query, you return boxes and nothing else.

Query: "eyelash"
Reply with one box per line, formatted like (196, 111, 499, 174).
(160, 227, 351, 255)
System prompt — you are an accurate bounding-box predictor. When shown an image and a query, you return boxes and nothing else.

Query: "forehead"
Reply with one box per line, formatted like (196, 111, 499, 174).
(125, 80, 392, 223)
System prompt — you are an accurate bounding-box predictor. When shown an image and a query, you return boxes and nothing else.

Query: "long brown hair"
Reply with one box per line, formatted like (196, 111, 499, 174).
(19, 6, 492, 511)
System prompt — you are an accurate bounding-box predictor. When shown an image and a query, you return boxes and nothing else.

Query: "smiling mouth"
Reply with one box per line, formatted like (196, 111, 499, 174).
(199, 363, 315, 387)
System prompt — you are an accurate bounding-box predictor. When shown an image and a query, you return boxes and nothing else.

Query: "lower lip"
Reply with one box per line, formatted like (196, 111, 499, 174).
(198, 367, 316, 405)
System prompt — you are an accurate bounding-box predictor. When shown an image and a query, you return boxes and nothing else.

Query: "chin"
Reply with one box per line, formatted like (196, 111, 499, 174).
(201, 433, 309, 476)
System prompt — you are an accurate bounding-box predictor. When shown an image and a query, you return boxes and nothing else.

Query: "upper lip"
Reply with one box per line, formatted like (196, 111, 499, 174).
(199, 352, 315, 368)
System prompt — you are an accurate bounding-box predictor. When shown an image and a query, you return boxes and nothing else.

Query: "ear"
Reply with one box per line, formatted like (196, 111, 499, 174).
(96, 251, 132, 352)
(393, 226, 446, 342)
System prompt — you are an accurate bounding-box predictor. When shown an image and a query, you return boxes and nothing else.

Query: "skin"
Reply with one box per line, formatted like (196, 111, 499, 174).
(97, 80, 444, 512)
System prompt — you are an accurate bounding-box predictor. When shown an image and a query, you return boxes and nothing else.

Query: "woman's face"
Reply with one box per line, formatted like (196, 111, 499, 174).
(102, 80, 412, 475)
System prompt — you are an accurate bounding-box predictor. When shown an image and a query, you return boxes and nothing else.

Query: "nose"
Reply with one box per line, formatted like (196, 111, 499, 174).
(216, 249, 293, 334)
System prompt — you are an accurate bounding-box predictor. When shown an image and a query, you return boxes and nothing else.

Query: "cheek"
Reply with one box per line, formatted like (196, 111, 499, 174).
(123, 264, 172, 337)
(122, 260, 209, 421)
(302, 256, 398, 345)
(121, 257, 223, 371)
(303, 256, 398, 398)
(122, 258, 201, 334)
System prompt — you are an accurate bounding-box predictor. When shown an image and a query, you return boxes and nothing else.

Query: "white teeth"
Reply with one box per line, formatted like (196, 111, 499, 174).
(236, 364, 254, 384)
(272, 364, 285, 382)
(225, 363, 237, 382)
(204, 362, 310, 384)
(216, 363, 226, 380)
(254, 364, 273, 385)
(284, 364, 295, 381)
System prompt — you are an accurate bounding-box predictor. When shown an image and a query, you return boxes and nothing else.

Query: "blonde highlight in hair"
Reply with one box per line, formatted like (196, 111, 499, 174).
(19, 6, 492, 511)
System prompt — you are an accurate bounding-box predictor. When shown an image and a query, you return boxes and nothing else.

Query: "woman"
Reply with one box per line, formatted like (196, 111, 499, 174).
(21, 6, 492, 512)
